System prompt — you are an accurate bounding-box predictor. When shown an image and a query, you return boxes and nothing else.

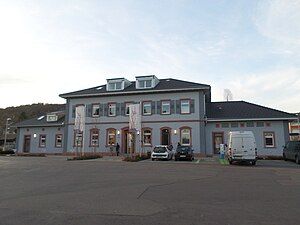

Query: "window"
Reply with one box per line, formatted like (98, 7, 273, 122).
(55, 134, 63, 148)
(143, 101, 152, 115)
(108, 103, 116, 116)
(125, 102, 133, 116)
(256, 121, 264, 127)
(107, 129, 116, 146)
(138, 80, 152, 88)
(231, 122, 238, 128)
(161, 100, 171, 115)
(264, 132, 275, 148)
(246, 121, 254, 127)
(142, 128, 152, 146)
(221, 123, 229, 128)
(90, 129, 99, 147)
(180, 127, 191, 146)
(180, 100, 190, 114)
(74, 131, 83, 147)
(108, 82, 122, 91)
(92, 104, 100, 117)
(240, 123, 245, 127)
(39, 135, 46, 148)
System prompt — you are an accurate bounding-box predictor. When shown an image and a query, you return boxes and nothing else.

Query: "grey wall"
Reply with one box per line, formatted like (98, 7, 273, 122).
(205, 121, 288, 156)
(17, 126, 64, 153)
(65, 90, 206, 153)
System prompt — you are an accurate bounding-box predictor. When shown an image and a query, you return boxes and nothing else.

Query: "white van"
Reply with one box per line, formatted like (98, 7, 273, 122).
(226, 131, 257, 165)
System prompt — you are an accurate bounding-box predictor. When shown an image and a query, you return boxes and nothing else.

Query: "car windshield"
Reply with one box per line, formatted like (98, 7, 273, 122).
(153, 147, 167, 153)
(176, 146, 191, 152)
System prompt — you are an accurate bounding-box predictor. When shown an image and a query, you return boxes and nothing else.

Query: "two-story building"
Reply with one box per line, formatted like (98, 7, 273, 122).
(15, 76, 297, 156)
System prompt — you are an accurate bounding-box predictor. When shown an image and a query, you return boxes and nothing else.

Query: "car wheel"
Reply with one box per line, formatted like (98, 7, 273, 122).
(229, 159, 233, 165)
(252, 161, 256, 166)
(152, 158, 154, 161)
(283, 153, 287, 161)
(296, 155, 300, 164)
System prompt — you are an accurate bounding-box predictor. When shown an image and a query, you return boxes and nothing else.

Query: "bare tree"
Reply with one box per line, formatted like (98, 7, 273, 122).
(223, 89, 233, 101)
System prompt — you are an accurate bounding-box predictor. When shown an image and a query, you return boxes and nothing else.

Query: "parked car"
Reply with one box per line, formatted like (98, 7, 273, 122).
(283, 141, 300, 164)
(226, 131, 257, 165)
(174, 146, 194, 161)
(151, 145, 173, 161)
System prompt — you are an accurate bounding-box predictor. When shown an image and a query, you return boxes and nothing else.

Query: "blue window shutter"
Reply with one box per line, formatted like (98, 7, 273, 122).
(170, 100, 175, 114)
(121, 103, 125, 116)
(190, 99, 195, 113)
(99, 104, 104, 117)
(156, 101, 161, 114)
(151, 101, 156, 115)
(104, 104, 108, 117)
(116, 103, 121, 116)
(72, 106, 76, 118)
(176, 100, 181, 114)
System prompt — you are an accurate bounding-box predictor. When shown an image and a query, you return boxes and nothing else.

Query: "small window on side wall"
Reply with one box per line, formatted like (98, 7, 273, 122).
(264, 132, 275, 148)
(39, 135, 46, 148)
(143, 102, 152, 115)
(256, 121, 264, 127)
(142, 129, 152, 146)
(107, 129, 116, 146)
(180, 100, 190, 114)
(55, 134, 63, 148)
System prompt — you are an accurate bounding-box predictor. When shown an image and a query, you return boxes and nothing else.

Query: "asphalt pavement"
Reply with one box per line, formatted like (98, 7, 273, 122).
(0, 156, 299, 225)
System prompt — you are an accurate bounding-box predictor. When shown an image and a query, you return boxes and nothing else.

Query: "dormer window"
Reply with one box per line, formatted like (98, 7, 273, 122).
(108, 81, 122, 91)
(138, 80, 152, 89)
(136, 75, 159, 89)
(106, 78, 131, 91)
(47, 114, 58, 122)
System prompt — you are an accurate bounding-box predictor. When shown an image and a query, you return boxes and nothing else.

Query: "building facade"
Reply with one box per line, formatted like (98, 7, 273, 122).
(15, 76, 297, 156)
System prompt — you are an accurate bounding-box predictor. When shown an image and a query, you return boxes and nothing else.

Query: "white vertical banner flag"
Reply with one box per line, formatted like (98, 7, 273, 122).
(75, 105, 85, 132)
(129, 104, 141, 131)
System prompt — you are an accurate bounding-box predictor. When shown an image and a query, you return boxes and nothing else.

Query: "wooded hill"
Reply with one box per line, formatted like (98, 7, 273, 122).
(0, 103, 65, 134)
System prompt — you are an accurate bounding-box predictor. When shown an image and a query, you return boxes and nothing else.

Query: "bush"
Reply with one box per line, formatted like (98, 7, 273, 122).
(67, 154, 103, 161)
(0, 150, 15, 155)
(123, 154, 150, 162)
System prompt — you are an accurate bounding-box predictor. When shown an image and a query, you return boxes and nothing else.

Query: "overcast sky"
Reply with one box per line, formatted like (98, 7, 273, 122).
(0, 0, 299, 112)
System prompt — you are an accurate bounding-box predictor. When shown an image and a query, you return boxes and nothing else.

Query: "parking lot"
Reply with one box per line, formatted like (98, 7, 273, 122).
(0, 156, 299, 225)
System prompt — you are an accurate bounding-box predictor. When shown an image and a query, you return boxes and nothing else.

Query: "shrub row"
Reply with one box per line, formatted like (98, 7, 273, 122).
(67, 154, 103, 161)
(123, 154, 151, 162)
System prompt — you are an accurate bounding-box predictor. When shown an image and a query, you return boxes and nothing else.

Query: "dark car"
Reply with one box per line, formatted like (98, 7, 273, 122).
(283, 141, 300, 164)
(174, 146, 194, 161)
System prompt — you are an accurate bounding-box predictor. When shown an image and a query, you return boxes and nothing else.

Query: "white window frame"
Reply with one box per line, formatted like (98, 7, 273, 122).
(138, 79, 152, 89)
(39, 135, 46, 148)
(108, 103, 116, 117)
(55, 134, 63, 148)
(142, 129, 152, 146)
(180, 128, 191, 146)
(161, 100, 171, 115)
(108, 81, 123, 91)
(143, 102, 152, 115)
(125, 102, 133, 116)
(264, 132, 275, 148)
(180, 99, 190, 114)
(92, 104, 100, 117)
(90, 129, 99, 147)
(107, 129, 116, 146)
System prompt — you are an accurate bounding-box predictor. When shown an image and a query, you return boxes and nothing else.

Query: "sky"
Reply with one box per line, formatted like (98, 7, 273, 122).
(0, 0, 299, 112)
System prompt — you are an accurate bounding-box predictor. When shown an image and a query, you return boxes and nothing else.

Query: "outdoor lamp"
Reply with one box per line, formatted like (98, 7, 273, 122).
(174, 129, 177, 135)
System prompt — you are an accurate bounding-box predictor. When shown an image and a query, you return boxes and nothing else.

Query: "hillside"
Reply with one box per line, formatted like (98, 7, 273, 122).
(0, 103, 65, 134)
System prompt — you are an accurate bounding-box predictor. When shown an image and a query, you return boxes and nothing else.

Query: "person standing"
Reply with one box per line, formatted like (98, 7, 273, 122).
(116, 143, 120, 156)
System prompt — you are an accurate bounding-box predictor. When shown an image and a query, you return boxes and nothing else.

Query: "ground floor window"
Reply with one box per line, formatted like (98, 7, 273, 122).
(90, 129, 99, 147)
(264, 132, 275, 148)
(39, 135, 46, 148)
(55, 134, 63, 148)
(74, 131, 83, 147)
(180, 127, 191, 146)
(142, 128, 152, 146)
(107, 128, 116, 146)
